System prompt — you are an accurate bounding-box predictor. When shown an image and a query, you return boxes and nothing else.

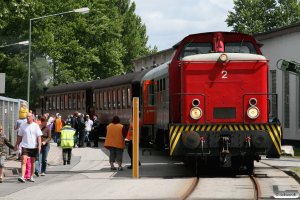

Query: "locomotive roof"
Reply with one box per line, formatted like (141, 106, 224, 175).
(173, 31, 258, 48)
(142, 61, 170, 81)
(45, 81, 93, 95)
(92, 69, 149, 89)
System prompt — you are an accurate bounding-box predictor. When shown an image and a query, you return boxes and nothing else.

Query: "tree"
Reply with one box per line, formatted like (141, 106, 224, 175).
(0, 0, 154, 108)
(226, 0, 300, 34)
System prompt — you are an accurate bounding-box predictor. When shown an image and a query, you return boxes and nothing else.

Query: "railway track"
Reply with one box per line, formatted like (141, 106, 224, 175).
(180, 161, 300, 199)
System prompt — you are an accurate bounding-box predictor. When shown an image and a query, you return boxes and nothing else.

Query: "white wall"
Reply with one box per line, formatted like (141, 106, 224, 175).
(258, 31, 300, 140)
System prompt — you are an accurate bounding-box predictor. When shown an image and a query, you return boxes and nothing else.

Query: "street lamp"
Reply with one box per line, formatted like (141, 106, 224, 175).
(27, 7, 90, 105)
(0, 40, 29, 48)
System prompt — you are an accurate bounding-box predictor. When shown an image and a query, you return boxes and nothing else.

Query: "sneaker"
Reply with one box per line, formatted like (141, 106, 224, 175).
(40, 173, 46, 176)
(127, 165, 132, 169)
(18, 177, 25, 183)
(28, 177, 35, 182)
(34, 171, 39, 177)
(0, 177, 3, 183)
(110, 167, 117, 170)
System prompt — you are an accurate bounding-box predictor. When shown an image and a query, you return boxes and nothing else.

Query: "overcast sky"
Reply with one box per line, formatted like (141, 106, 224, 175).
(133, 0, 234, 51)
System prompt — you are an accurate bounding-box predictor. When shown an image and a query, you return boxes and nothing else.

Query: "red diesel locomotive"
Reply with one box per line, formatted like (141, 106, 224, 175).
(41, 31, 282, 174)
(141, 32, 281, 174)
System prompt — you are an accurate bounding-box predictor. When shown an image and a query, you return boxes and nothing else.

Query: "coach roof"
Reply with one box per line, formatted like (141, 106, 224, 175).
(45, 81, 93, 95)
(92, 70, 149, 89)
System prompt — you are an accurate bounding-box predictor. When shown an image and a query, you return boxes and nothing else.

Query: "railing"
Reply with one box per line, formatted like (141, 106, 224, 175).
(0, 96, 25, 155)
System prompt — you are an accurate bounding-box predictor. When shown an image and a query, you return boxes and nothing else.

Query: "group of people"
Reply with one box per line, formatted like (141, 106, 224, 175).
(0, 102, 141, 183)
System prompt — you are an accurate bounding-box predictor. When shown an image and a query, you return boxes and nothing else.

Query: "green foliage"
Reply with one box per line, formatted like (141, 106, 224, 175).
(0, 0, 154, 108)
(226, 0, 300, 34)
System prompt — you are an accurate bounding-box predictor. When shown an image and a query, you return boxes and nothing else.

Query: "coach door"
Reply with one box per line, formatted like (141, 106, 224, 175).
(142, 80, 156, 124)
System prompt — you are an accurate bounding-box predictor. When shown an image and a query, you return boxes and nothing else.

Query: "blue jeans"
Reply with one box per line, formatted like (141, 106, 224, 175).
(35, 144, 50, 173)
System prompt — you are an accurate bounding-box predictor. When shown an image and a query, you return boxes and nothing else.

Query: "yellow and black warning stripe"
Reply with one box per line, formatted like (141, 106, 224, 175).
(169, 124, 282, 156)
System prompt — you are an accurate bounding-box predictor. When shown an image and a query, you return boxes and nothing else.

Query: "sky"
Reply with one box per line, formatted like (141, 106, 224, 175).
(133, 0, 234, 51)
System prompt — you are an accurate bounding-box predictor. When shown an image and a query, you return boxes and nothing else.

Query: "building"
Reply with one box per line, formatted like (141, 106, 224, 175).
(133, 48, 174, 72)
(255, 23, 300, 145)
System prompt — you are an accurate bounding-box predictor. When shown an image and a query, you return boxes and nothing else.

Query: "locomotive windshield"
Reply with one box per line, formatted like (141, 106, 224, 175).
(178, 41, 258, 60)
(224, 42, 257, 54)
(178, 42, 212, 59)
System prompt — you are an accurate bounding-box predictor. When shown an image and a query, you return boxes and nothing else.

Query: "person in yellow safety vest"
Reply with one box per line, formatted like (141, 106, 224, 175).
(60, 121, 76, 165)
(104, 116, 127, 171)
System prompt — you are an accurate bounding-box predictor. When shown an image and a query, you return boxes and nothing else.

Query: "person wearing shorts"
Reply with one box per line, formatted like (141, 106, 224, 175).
(14, 112, 42, 183)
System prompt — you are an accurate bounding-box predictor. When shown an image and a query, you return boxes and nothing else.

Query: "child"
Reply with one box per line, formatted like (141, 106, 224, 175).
(0, 124, 14, 183)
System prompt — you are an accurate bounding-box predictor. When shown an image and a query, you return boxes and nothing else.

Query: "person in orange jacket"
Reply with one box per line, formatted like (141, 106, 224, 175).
(54, 115, 63, 146)
(126, 118, 141, 169)
(104, 116, 126, 171)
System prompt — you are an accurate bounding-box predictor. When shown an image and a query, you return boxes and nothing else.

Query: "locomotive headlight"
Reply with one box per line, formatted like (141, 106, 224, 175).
(247, 106, 260, 119)
(219, 53, 228, 62)
(249, 98, 257, 106)
(192, 98, 200, 107)
(190, 107, 202, 120)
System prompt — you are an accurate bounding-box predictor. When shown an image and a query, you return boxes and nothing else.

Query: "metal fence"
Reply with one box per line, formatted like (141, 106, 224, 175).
(0, 96, 26, 155)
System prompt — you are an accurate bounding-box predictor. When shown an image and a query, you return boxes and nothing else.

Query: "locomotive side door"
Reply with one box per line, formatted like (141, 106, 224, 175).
(142, 80, 156, 125)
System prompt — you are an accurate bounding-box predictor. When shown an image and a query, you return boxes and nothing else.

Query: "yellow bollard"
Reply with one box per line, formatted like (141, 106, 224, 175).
(132, 97, 139, 178)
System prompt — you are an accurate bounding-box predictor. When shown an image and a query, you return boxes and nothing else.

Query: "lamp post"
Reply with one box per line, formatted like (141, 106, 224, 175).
(0, 40, 29, 48)
(27, 7, 90, 105)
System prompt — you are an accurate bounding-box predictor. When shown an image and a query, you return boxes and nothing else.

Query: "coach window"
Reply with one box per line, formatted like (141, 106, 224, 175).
(73, 93, 77, 109)
(117, 89, 122, 109)
(53, 96, 56, 110)
(77, 93, 81, 109)
(104, 91, 108, 109)
(122, 88, 127, 108)
(99, 91, 102, 110)
(56, 95, 60, 110)
(68, 94, 72, 109)
(45, 97, 49, 111)
(127, 87, 131, 107)
(93, 91, 99, 109)
(60, 95, 64, 110)
(148, 84, 155, 105)
(82, 92, 86, 109)
(64, 94, 68, 109)
(49, 97, 52, 110)
(112, 90, 117, 109)
(108, 90, 112, 109)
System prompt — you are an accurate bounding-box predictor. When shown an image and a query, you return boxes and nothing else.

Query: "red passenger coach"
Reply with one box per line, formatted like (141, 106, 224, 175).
(141, 32, 282, 174)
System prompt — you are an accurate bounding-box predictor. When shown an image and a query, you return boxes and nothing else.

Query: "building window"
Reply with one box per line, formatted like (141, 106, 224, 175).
(270, 70, 277, 118)
(284, 72, 290, 128)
